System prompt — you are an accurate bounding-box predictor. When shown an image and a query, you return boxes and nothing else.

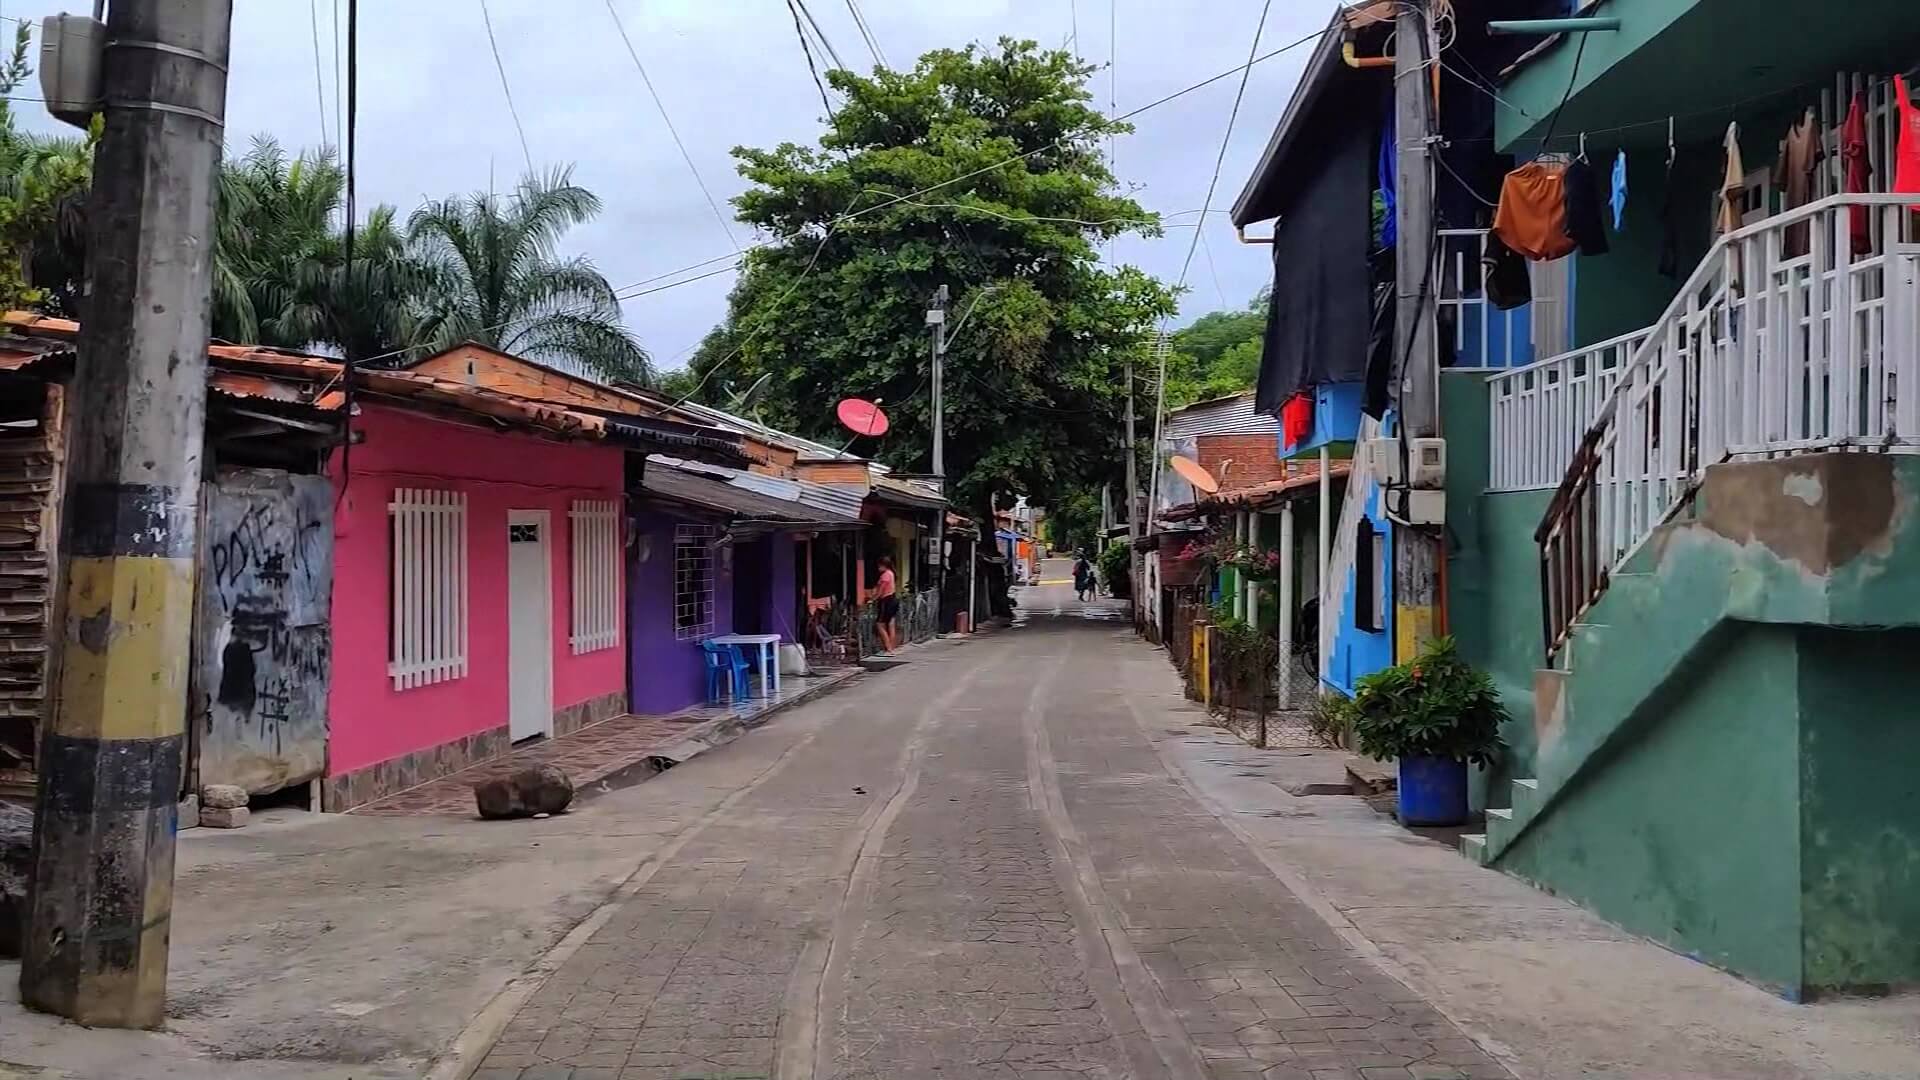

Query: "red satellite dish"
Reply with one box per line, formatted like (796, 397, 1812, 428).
(1170, 454, 1220, 494)
(836, 397, 890, 437)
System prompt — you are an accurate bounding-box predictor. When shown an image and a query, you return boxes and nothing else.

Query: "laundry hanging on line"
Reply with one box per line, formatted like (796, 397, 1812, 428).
(1610, 150, 1627, 231)
(1493, 161, 1577, 261)
(1563, 154, 1610, 256)
(1842, 90, 1875, 255)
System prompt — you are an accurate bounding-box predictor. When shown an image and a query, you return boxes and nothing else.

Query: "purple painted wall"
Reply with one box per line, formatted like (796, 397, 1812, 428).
(628, 510, 735, 715)
(763, 534, 799, 643)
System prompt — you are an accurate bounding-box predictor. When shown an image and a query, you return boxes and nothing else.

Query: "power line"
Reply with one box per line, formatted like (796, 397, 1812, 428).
(332, 0, 343, 157)
(785, 0, 836, 119)
(598, 21, 1341, 303)
(843, 0, 886, 68)
(477, 0, 534, 171)
(1151, 0, 1275, 520)
(603, 0, 740, 250)
(792, 0, 846, 70)
(308, 0, 330, 147)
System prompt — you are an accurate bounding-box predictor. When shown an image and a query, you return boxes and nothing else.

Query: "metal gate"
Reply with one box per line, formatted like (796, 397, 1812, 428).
(191, 469, 333, 795)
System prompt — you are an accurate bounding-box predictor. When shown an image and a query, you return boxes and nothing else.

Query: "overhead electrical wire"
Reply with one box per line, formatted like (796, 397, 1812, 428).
(351, 21, 1345, 374)
(332, 0, 343, 157)
(1149, 0, 1275, 519)
(477, 0, 534, 171)
(843, 0, 886, 68)
(785, 0, 837, 119)
(792, 0, 847, 70)
(604, 0, 740, 250)
(308, 0, 330, 147)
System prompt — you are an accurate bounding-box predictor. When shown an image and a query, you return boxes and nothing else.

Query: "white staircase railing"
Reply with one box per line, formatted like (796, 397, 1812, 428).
(1535, 193, 1920, 656)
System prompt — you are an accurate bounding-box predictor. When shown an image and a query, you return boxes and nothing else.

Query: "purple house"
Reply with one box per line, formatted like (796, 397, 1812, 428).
(628, 456, 865, 714)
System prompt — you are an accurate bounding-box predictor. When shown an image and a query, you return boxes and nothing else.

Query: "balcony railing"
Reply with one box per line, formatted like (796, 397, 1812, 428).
(1535, 193, 1920, 657)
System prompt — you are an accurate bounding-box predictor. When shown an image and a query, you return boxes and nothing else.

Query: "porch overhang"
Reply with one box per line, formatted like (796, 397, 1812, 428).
(637, 456, 864, 534)
(1496, 0, 1920, 151)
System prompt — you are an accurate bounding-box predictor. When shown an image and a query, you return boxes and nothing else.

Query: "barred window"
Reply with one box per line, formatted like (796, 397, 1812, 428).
(673, 524, 715, 640)
(569, 500, 620, 653)
(388, 488, 468, 689)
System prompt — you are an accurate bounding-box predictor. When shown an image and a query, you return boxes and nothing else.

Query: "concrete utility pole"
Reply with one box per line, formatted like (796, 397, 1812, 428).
(21, 0, 234, 1029)
(1392, 0, 1442, 662)
(927, 285, 948, 620)
(1123, 354, 1139, 602)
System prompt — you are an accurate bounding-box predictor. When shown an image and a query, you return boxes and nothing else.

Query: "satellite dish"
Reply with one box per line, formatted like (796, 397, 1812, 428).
(836, 397, 890, 437)
(1169, 454, 1219, 494)
(729, 372, 772, 413)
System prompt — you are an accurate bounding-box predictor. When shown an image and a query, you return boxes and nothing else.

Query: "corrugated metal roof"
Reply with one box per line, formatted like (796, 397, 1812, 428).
(1165, 393, 1278, 439)
(648, 456, 864, 523)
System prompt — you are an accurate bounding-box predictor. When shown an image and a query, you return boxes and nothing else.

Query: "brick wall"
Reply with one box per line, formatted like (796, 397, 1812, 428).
(1196, 434, 1285, 490)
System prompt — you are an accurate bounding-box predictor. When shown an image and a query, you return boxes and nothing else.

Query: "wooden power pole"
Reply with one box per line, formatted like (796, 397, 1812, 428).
(21, 0, 234, 1028)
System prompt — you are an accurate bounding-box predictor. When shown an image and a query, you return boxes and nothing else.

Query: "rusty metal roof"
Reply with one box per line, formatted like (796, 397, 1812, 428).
(0, 313, 750, 461)
(1160, 462, 1351, 522)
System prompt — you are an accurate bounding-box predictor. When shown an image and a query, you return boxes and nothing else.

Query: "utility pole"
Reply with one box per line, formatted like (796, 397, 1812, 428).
(1123, 353, 1139, 605)
(1392, 0, 1441, 662)
(927, 285, 948, 622)
(21, 0, 234, 1028)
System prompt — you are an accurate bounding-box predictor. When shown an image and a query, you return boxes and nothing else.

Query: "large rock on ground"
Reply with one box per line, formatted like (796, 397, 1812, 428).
(2, 800, 32, 959)
(513, 764, 574, 816)
(473, 764, 574, 819)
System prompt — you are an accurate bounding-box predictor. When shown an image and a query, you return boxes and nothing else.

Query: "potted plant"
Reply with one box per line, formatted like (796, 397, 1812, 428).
(1342, 636, 1507, 827)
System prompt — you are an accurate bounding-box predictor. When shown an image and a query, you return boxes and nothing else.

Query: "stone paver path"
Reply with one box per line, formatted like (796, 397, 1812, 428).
(468, 565, 1510, 1080)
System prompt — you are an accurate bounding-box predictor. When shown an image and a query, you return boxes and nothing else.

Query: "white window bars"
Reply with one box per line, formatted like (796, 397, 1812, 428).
(569, 500, 621, 654)
(388, 488, 468, 690)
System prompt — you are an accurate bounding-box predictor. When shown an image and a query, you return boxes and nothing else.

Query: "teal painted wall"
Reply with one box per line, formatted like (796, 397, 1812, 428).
(1499, 623, 1807, 992)
(1797, 628, 1920, 993)
(1441, 371, 1551, 785)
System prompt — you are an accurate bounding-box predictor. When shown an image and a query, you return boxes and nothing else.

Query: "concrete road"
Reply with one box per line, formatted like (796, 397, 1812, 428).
(466, 567, 1507, 1080)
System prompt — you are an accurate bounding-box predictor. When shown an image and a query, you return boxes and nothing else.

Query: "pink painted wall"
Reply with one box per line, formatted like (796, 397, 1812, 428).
(326, 405, 626, 777)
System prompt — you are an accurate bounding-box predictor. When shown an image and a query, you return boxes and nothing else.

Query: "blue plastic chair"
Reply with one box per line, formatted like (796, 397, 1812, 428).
(700, 641, 751, 704)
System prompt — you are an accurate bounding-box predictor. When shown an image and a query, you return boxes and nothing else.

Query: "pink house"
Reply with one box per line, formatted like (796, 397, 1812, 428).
(318, 399, 631, 809)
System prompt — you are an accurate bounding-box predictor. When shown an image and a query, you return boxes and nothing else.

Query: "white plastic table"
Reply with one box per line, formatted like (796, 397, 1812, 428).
(707, 633, 782, 697)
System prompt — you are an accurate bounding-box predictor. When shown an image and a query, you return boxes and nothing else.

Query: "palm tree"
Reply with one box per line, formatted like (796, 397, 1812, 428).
(211, 136, 348, 347)
(407, 166, 651, 384)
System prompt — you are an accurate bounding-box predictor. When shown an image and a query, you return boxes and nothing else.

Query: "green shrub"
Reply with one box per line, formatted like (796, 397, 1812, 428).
(1098, 539, 1132, 599)
(1339, 636, 1507, 766)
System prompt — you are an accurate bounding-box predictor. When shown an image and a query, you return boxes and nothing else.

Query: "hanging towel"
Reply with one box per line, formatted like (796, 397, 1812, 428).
(1610, 150, 1628, 231)
(1280, 392, 1313, 452)
(1842, 90, 1875, 255)
(1897, 76, 1920, 211)
(1379, 112, 1397, 249)
(1715, 121, 1745, 236)
(1563, 156, 1611, 256)
(1493, 161, 1577, 260)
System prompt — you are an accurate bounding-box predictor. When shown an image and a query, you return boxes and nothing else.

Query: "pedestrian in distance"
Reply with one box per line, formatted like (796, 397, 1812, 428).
(874, 554, 899, 652)
(1073, 551, 1093, 601)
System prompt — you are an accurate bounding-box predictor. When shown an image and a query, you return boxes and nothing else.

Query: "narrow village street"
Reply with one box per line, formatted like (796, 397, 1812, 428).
(465, 559, 1506, 1080)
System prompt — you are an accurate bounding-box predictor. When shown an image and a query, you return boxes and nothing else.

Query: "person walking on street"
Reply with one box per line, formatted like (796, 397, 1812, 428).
(1073, 552, 1092, 602)
(875, 555, 900, 652)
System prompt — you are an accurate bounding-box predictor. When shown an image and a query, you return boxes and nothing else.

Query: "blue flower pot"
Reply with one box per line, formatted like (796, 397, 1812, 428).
(1398, 755, 1468, 827)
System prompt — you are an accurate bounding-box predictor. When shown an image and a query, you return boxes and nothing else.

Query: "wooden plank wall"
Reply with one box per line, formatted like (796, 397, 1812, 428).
(0, 382, 62, 792)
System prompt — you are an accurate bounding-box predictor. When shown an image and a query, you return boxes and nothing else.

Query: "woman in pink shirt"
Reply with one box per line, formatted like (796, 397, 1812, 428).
(874, 555, 899, 652)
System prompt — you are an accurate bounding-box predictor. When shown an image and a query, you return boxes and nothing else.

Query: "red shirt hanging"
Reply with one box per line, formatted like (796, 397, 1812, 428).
(1842, 90, 1875, 254)
(1896, 76, 1920, 211)
(1280, 392, 1313, 452)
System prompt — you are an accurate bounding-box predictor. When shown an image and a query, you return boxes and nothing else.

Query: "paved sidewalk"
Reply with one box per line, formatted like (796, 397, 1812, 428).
(354, 667, 863, 815)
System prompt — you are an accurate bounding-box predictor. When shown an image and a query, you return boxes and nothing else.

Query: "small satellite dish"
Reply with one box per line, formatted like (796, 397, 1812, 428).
(1170, 454, 1219, 494)
(836, 397, 890, 437)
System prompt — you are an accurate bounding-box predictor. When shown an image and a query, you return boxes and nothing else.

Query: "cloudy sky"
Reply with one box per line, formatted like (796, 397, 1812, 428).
(23, 1, 1330, 371)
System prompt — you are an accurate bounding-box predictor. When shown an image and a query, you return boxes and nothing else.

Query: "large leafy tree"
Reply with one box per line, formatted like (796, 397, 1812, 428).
(689, 38, 1173, 514)
(408, 168, 651, 384)
(1161, 288, 1268, 408)
(0, 24, 94, 315)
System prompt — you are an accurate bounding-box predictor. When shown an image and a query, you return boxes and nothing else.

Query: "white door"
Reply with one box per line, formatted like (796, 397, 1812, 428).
(507, 511, 552, 742)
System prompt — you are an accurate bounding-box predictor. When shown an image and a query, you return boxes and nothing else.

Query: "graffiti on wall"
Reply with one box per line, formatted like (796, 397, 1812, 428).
(193, 469, 333, 794)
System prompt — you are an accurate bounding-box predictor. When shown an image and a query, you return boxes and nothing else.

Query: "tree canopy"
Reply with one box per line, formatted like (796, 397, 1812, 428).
(687, 38, 1174, 514)
(1160, 288, 1267, 408)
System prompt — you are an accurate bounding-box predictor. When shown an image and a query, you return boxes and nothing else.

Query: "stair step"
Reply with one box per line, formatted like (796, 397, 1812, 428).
(1459, 833, 1489, 866)
(1485, 806, 1516, 850)
(1511, 777, 1540, 818)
